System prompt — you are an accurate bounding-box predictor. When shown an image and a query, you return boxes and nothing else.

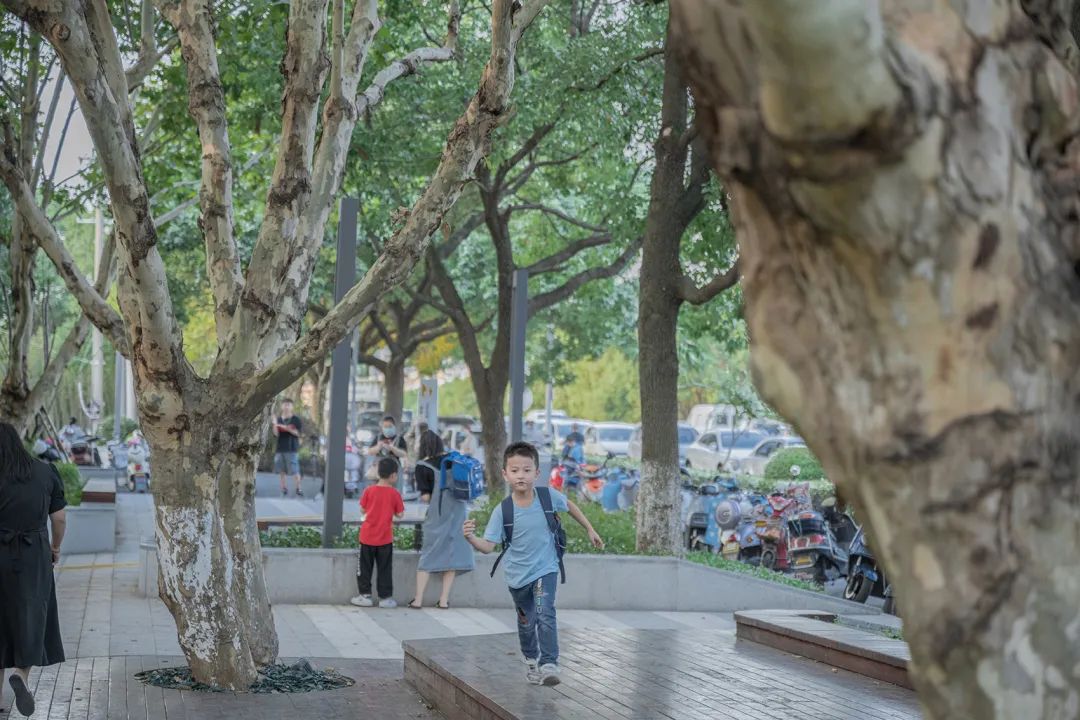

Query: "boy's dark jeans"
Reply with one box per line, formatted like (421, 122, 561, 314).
(357, 542, 394, 599)
(508, 572, 559, 666)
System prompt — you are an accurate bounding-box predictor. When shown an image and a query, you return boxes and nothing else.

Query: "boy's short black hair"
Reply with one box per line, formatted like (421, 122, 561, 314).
(382, 415, 396, 424)
(503, 441, 539, 469)
(377, 457, 399, 480)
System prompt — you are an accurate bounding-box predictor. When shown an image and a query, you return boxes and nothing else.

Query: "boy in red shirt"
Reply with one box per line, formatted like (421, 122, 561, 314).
(351, 458, 405, 608)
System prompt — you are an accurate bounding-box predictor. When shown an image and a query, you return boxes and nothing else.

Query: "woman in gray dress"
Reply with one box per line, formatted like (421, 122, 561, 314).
(0, 423, 67, 717)
(409, 430, 475, 608)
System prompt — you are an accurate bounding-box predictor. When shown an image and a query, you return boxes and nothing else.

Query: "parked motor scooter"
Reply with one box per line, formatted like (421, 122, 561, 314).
(33, 438, 64, 462)
(125, 434, 151, 493)
(681, 479, 722, 550)
(843, 525, 891, 604)
(69, 434, 103, 466)
(702, 477, 745, 551)
(549, 456, 581, 493)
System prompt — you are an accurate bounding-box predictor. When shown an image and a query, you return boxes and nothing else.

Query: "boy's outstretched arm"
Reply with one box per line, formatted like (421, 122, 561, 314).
(566, 500, 605, 549)
(463, 519, 497, 554)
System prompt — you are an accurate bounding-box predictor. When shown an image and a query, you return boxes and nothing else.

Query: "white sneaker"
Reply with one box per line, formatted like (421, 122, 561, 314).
(524, 658, 542, 685)
(350, 594, 374, 607)
(539, 663, 560, 686)
(379, 598, 398, 608)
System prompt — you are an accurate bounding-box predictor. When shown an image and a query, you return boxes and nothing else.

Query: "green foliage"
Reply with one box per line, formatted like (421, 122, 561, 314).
(55, 463, 83, 507)
(99, 416, 140, 440)
(258, 524, 416, 551)
(531, 347, 640, 423)
(685, 552, 824, 593)
(765, 448, 827, 482)
(469, 493, 645, 556)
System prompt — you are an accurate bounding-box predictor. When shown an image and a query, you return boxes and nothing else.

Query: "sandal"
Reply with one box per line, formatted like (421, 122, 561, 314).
(407, 599, 423, 609)
(436, 601, 450, 609)
(9, 675, 33, 717)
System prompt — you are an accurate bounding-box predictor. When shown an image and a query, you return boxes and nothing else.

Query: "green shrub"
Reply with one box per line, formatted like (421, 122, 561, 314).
(686, 551, 823, 592)
(468, 493, 647, 556)
(258, 523, 416, 551)
(764, 447, 826, 482)
(55, 463, 83, 507)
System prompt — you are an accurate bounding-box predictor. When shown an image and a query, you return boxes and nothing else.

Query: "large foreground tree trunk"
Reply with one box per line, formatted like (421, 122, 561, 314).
(673, 0, 1080, 716)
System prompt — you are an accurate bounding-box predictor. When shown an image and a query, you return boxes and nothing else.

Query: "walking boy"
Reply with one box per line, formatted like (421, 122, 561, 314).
(463, 442, 604, 686)
(351, 457, 405, 608)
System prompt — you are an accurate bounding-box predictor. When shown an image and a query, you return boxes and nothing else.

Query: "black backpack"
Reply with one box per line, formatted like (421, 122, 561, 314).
(490, 487, 567, 584)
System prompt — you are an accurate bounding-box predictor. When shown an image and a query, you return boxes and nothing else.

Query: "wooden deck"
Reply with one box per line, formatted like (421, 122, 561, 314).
(735, 610, 912, 689)
(404, 628, 922, 720)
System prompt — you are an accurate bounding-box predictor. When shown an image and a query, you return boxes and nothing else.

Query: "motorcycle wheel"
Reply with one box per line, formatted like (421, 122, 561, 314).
(844, 573, 873, 603)
(883, 595, 898, 616)
(760, 547, 777, 570)
(127, 478, 135, 492)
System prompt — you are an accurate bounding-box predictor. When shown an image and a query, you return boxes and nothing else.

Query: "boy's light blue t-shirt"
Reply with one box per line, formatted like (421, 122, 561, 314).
(484, 488, 569, 590)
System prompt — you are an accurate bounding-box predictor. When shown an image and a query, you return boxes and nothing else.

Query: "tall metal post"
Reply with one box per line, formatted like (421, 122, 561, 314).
(323, 198, 358, 548)
(508, 269, 529, 443)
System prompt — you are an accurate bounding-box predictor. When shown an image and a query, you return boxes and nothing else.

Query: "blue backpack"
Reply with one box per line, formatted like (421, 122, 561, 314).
(436, 451, 486, 510)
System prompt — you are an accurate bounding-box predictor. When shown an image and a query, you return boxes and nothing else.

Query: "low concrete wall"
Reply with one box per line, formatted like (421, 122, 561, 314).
(137, 542, 877, 615)
(64, 503, 116, 553)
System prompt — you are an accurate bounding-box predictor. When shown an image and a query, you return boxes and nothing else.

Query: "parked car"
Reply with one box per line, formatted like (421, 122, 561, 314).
(526, 409, 567, 424)
(550, 419, 594, 454)
(584, 422, 635, 457)
(627, 423, 699, 465)
(684, 430, 766, 471)
(737, 436, 807, 476)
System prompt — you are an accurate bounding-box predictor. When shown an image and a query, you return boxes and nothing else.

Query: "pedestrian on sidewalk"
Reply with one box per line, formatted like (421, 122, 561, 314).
(463, 441, 604, 687)
(351, 457, 405, 608)
(408, 430, 474, 609)
(365, 415, 408, 486)
(0, 422, 67, 717)
(272, 398, 304, 497)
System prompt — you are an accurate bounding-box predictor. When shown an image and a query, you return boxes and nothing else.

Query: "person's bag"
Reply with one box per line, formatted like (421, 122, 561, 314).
(490, 486, 567, 584)
(434, 451, 485, 511)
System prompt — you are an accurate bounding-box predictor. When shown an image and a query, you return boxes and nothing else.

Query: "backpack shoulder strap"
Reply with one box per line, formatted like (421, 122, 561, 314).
(489, 496, 516, 578)
(535, 487, 566, 584)
(536, 487, 557, 531)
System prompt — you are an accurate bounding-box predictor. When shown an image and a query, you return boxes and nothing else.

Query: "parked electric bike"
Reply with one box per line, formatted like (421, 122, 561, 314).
(843, 525, 891, 604)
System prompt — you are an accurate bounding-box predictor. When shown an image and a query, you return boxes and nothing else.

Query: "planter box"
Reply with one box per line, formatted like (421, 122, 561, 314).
(137, 542, 877, 615)
(63, 503, 116, 553)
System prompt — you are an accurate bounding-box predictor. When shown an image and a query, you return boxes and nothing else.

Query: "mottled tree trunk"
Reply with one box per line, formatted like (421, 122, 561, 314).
(673, 0, 1080, 716)
(151, 438, 260, 689)
(636, 285, 682, 553)
(384, 357, 406, 422)
(474, 378, 509, 496)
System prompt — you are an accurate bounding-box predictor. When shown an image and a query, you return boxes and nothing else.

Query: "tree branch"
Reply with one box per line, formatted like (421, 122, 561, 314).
(0, 147, 129, 356)
(506, 203, 607, 233)
(522, 233, 612, 275)
(159, 0, 241, 340)
(232, 0, 550, 417)
(495, 120, 556, 187)
(677, 259, 740, 305)
(528, 237, 642, 315)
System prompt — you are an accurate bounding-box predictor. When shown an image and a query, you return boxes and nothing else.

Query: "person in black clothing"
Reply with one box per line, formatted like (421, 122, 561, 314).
(413, 429, 445, 502)
(273, 399, 304, 497)
(366, 415, 408, 481)
(0, 422, 67, 717)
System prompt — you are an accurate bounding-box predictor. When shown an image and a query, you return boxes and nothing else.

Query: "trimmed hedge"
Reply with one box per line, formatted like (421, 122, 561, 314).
(764, 447, 826, 481)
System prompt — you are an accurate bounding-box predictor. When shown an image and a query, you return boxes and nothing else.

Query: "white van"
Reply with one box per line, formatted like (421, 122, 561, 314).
(686, 404, 743, 433)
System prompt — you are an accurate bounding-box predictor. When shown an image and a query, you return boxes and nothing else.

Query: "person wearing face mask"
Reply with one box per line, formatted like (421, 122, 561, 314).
(365, 415, 409, 482)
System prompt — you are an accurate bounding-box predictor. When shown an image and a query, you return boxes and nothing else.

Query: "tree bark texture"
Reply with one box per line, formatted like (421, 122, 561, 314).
(384, 357, 406, 423)
(0, 0, 548, 689)
(672, 0, 1080, 716)
(634, 17, 734, 554)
